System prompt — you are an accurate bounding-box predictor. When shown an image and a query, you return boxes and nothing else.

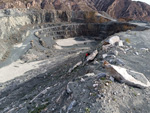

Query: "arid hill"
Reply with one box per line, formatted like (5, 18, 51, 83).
(0, 0, 150, 20)
(92, 0, 150, 21)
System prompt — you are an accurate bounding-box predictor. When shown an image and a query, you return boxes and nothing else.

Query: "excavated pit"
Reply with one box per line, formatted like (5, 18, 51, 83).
(0, 9, 140, 113)
(0, 9, 137, 65)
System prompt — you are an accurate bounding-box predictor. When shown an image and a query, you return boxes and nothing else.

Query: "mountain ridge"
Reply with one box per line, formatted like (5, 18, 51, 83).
(0, 0, 150, 21)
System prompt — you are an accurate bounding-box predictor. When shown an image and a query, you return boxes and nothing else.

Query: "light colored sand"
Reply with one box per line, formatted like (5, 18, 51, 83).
(0, 60, 48, 83)
(55, 38, 94, 46)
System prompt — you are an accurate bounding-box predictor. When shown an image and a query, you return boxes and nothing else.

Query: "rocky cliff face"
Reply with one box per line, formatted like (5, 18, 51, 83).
(1, 0, 150, 21)
(92, 0, 150, 21)
(0, 0, 95, 11)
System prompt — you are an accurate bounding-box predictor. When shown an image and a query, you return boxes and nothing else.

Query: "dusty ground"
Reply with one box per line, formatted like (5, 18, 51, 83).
(0, 22, 150, 113)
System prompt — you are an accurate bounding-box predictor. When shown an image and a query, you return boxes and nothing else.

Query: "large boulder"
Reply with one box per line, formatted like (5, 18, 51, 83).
(104, 61, 150, 88)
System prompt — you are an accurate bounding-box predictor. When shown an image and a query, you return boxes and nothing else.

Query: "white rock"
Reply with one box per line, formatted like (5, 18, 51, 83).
(115, 40, 124, 47)
(85, 73, 95, 77)
(102, 54, 116, 59)
(140, 48, 149, 52)
(81, 78, 85, 82)
(110, 55, 116, 59)
(102, 44, 112, 51)
(93, 84, 98, 87)
(114, 50, 119, 56)
(86, 50, 98, 62)
(117, 47, 126, 54)
(103, 61, 150, 88)
(102, 54, 108, 59)
(93, 60, 99, 65)
(107, 36, 120, 45)
(68, 61, 82, 73)
(135, 52, 139, 55)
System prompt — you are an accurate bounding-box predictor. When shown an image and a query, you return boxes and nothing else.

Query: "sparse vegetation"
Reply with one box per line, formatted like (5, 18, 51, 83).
(133, 92, 137, 96)
(29, 104, 48, 113)
(125, 38, 131, 43)
(85, 107, 91, 113)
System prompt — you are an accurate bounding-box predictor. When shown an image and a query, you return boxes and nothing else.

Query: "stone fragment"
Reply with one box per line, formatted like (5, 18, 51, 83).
(117, 47, 126, 54)
(93, 60, 99, 65)
(85, 73, 95, 77)
(115, 40, 124, 47)
(68, 61, 82, 73)
(67, 100, 77, 113)
(140, 48, 149, 52)
(81, 78, 85, 82)
(108, 58, 124, 66)
(113, 50, 119, 56)
(135, 52, 139, 55)
(102, 54, 107, 59)
(93, 84, 98, 87)
(102, 54, 116, 59)
(30, 87, 51, 103)
(67, 82, 73, 94)
(102, 44, 112, 51)
(97, 73, 106, 78)
(39, 38, 46, 47)
(30, 40, 34, 48)
(110, 76, 114, 82)
(107, 36, 120, 45)
(86, 50, 98, 62)
(115, 58, 125, 66)
(110, 55, 116, 59)
(105, 82, 109, 86)
(103, 61, 150, 88)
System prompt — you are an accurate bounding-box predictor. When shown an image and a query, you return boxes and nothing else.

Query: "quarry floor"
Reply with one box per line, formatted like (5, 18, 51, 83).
(0, 23, 150, 113)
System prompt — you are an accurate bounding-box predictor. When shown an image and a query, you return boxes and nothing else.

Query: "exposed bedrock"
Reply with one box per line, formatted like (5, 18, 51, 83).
(0, 9, 137, 63)
(35, 22, 136, 42)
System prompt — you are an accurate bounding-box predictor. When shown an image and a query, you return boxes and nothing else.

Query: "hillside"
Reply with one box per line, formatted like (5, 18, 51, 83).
(0, 0, 150, 21)
(92, 0, 150, 21)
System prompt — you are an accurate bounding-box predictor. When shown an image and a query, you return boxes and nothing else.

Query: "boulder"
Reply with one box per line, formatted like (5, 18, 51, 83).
(103, 61, 150, 88)
(115, 40, 124, 47)
(86, 50, 98, 62)
(107, 36, 120, 45)
(102, 44, 112, 51)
